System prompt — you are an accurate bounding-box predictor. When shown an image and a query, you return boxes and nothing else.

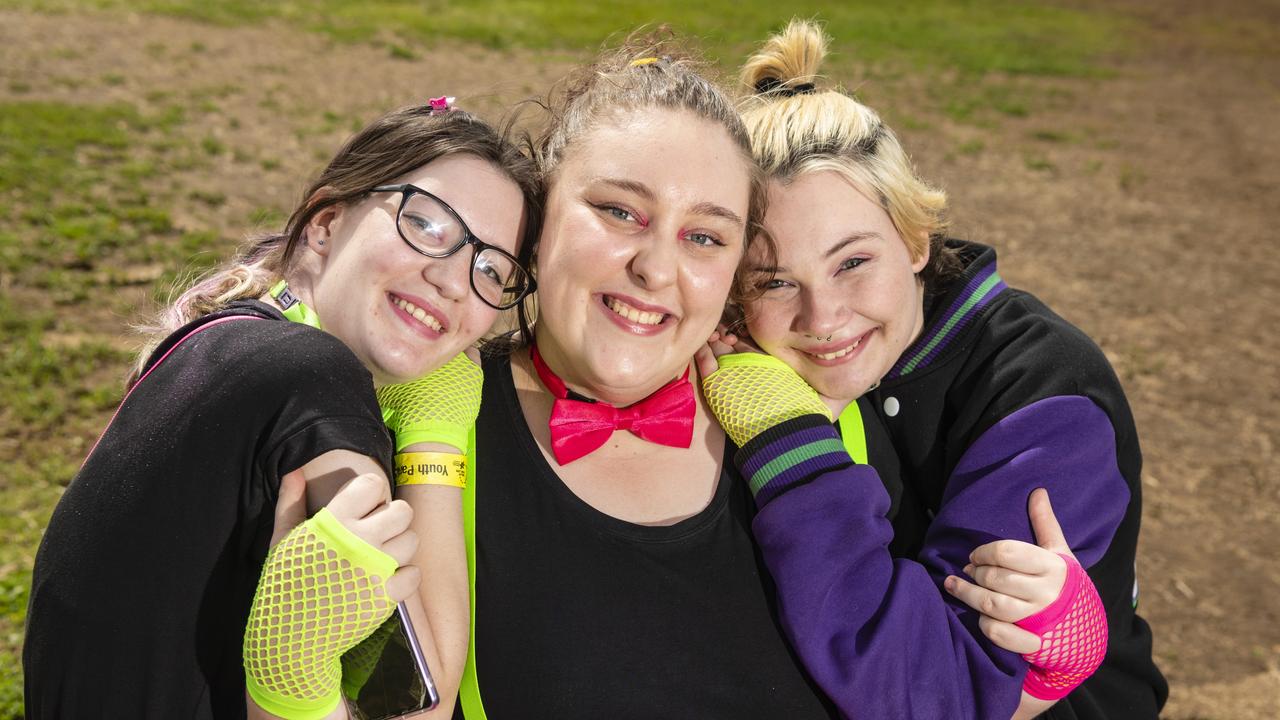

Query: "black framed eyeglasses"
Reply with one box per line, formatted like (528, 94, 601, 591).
(372, 183, 535, 310)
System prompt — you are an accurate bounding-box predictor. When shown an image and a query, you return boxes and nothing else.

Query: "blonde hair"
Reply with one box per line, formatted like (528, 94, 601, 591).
(539, 30, 752, 179)
(739, 20, 957, 282)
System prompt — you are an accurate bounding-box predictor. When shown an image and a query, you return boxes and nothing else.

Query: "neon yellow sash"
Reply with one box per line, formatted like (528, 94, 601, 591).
(459, 426, 487, 718)
(837, 399, 868, 464)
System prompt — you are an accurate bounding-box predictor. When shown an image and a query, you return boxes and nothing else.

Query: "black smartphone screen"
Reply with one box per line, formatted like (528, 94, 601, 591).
(345, 602, 441, 719)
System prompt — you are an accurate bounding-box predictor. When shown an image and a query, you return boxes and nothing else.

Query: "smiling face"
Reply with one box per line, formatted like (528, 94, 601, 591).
(534, 109, 752, 404)
(744, 170, 928, 409)
(303, 153, 526, 385)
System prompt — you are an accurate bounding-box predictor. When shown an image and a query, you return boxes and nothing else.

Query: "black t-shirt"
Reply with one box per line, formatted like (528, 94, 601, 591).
(464, 354, 837, 719)
(24, 301, 392, 719)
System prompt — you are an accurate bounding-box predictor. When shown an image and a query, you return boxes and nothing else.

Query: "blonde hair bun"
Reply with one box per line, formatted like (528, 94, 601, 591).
(737, 19, 952, 274)
(740, 19, 828, 95)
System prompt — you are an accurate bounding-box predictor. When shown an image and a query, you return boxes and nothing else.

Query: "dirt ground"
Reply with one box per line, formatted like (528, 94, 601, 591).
(1, 1, 1277, 716)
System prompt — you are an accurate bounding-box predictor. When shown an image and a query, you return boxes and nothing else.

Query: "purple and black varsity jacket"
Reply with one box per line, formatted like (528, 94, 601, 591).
(737, 241, 1167, 719)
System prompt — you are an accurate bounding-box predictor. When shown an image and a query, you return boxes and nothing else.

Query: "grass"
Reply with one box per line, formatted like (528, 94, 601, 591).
(188, 188, 227, 207)
(0, 299, 127, 434)
(1029, 128, 1071, 143)
(200, 134, 226, 155)
(1119, 163, 1147, 192)
(6, 0, 1125, 77)
(1023, 152, 1055, 172)
(8, 0, 1128, 129)
(248, 206, 287, 227)
(387, 42, 417, 60)
(0, 101, 199, 283)
(943, 81, 1035, 124)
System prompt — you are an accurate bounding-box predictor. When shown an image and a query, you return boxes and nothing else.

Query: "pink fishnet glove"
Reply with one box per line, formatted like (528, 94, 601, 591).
(1015, 553, 1108, 700)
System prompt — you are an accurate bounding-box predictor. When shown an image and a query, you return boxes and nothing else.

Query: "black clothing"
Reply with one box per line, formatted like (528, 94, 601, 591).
(24, 301, 392, 719)
(462, 354, 836, 719)
(857, 399, 927, 560)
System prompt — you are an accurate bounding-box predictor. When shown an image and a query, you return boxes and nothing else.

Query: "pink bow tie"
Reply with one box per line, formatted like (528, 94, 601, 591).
(530, 345, 695, 465)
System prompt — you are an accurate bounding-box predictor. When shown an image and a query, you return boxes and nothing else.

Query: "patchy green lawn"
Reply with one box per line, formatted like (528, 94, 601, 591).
(5, 0, 1124, 74)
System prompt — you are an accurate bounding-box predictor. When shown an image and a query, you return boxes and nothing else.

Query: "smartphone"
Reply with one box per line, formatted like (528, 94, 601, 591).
(345, 602, 441, 719)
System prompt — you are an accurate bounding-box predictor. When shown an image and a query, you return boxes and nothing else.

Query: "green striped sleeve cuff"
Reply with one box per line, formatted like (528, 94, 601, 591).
(735, 415, 853, 505)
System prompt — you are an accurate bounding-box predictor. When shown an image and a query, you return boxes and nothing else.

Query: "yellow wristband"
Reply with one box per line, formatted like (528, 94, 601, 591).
(394, 452, 466, 488)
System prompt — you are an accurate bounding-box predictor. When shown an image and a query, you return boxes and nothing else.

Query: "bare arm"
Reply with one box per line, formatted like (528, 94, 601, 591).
(300, 444, 470, 717)
(396, 455, 469, 718)
(246, 450, 424, 719)
(1012, 694, 1056, 720)
(391, 438, 469, 718)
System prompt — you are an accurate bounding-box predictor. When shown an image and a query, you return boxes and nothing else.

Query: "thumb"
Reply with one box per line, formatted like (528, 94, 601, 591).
(1028, 487, 1072, 556)
(694, 343, 719, 381)
(269, 469, 309, 547)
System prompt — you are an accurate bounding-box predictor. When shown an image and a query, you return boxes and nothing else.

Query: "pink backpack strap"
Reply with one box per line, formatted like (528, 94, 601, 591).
(82, 315, 265, 467)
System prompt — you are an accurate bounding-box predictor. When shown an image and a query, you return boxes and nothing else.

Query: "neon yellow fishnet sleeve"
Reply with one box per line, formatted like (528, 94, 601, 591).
(702, 352, 832, 448)
(377, 352, 483, 452)
(243, 508, 398, 720)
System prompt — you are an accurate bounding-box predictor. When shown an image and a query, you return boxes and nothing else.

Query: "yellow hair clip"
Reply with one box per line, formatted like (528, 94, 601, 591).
(629, 57, 661, 67)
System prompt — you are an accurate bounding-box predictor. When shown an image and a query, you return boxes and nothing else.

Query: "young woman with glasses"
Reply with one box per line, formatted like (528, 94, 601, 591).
(23, 104, 539, 720)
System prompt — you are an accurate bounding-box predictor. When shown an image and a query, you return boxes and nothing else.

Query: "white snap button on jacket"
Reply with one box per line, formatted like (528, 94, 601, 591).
(883, 396, 900, 417)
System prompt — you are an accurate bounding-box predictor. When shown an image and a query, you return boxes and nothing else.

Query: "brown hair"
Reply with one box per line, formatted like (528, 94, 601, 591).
(510, 28, 773, 343)
(739, 19, 962, 291)
(134, 106, 541, 381)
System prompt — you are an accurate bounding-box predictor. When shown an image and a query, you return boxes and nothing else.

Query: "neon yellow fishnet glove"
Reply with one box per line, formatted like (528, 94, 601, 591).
(243, 508, 399, 720)
(377, 352, 483, 452)
(702, 352, 832, 448)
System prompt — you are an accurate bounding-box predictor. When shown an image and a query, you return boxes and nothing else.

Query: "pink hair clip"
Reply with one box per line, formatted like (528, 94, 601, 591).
(428, 95, 456, 115)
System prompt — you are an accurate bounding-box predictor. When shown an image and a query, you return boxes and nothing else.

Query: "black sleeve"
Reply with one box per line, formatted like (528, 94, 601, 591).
(205, 318, 395, 493)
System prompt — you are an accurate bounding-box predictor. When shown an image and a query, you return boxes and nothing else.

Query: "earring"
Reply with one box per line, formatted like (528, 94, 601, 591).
(317, 239, 325, 246)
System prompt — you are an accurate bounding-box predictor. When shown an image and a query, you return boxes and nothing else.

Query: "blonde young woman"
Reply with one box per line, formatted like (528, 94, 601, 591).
(24, 105, 539, 720)
(449, 31, 1070, 720)
(698, 20, 1166, 720)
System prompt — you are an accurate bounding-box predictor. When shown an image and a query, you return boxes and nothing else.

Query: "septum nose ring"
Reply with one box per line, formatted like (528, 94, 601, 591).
(809, 333, 833, 342)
